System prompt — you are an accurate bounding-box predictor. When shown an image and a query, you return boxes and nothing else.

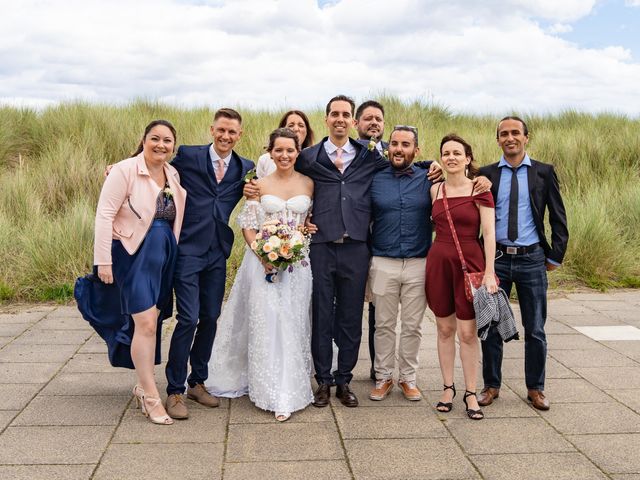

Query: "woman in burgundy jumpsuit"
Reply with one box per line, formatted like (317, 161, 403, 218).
(425, 134, 497, 420)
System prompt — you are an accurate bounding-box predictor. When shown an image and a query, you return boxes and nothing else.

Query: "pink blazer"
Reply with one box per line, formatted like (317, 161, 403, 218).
(94, 153, 187, 265)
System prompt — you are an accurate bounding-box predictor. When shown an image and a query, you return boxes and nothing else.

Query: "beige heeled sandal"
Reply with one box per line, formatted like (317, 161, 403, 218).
(141, 395, 174, 425)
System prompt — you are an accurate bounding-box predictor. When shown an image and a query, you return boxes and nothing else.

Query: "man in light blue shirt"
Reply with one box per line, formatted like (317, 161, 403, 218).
(478, 116, 568, 411)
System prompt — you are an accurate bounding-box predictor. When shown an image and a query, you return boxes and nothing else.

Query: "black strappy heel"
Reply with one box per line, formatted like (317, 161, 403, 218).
(463, 390, 484, 420)
(435, 383, 456, 412)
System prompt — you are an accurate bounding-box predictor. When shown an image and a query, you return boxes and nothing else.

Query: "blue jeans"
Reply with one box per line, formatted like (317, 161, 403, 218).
(481, 245, 548, 391)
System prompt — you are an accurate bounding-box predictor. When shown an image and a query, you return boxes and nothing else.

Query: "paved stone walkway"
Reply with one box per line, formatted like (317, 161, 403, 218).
(1, 291, 639, 479)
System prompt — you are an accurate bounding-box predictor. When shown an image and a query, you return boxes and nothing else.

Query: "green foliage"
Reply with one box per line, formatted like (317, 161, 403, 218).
(0, 99, 639, 300)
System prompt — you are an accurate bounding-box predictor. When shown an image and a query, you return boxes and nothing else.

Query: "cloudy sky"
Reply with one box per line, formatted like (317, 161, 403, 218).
(1, 0, 639, 115)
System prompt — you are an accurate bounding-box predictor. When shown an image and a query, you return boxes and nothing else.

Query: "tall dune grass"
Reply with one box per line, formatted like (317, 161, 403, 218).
(1, 100, 638, 301)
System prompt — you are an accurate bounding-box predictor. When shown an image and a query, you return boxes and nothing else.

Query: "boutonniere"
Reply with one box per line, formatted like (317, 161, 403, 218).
(383, 149, 389, 160)
(244, 168, 257, 183)
(367, 137, 377, 151)
(163, 186, 173, 199)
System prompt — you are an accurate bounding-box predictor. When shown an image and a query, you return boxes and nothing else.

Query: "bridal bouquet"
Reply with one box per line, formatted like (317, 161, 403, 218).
(251, 219, 310, 282)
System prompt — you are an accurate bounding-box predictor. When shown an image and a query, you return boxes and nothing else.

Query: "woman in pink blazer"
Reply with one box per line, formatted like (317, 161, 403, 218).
(76, 120, 186, 425)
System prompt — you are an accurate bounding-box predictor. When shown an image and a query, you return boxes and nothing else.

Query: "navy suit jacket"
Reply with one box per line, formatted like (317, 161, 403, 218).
(171, 145, 254, 258)
(479, 158, 568, 264)
(296, 137, 387, 243)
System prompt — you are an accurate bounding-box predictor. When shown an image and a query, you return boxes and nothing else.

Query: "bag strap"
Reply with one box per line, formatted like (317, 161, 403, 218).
(441, 183, 469, 274)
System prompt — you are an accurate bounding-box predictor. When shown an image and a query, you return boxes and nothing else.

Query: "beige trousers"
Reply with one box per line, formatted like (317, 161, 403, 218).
(369, 256, 427, 382)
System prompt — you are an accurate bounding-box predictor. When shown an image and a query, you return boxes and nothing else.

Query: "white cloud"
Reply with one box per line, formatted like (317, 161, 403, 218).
(625, 0, 640, 6)
(0, 0, 638, 116)
(547, 23, 574, 34)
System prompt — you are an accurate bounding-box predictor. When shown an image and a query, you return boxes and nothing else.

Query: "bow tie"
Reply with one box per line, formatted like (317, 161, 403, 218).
(393, 166, 414, 178)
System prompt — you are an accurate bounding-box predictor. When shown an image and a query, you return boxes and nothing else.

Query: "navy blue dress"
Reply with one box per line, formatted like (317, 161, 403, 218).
(75, 190, 178, 369)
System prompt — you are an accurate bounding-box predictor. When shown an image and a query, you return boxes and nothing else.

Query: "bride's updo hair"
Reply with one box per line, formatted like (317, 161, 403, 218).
(267, 127, 300, 153)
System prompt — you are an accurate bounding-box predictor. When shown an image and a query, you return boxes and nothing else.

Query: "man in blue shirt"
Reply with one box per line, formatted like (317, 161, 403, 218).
(368, 126, 432, 402)
(478, 116, 568, 411)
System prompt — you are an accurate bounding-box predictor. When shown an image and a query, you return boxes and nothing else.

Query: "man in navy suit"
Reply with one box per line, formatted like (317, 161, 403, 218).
(165, 108, 255, 419)
(355, 100, 388, 382)
(295, 95, 391, 407)
(477, 116, 568, 411)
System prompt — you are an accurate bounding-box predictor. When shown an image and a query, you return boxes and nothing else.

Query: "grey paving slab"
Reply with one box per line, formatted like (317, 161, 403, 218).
(553, 313, 626, 326)
(40, 371, 134, 396)
(0, 337, 12, 347)
(611, 476, 640, 480)
(0, 383, 42, 410)
(471, 452, 608, 479)
(501, 356, 578, 380)
(0, 465, 95, 480)
(606, 389, 640, 414)
(0, 425, 113, 464)
(0, 308, 52, 324)
(520, 378, 614, 403)
(580, 300, 637, 312)
(62, 353, 122, 373)
(77, 335, 108, 354)
(446, 417, 574, 454)
(603, 340, 640, 361)
(603, 310, 640, 323)
(334, 405, 449, 439)
(44, 305, 83, 318)
(539, 402, 640, 434)
(574, 366, 640, 390)
(569, 433, 640, 474)
(550, 347, 637, 367)
(13, 394, 128, 426)
(113, 407, 226, 443)
(345, 438, 479, 480)
(0, 343, 78, 363)
(0, 410, 18, 430)
(0, 362, 60, 384)
(227, 422, 343, 462)
(0, 323, 30, 336)
(228, 395, 332, 423)
(546, 334, 606, 350)
(13, 329, 92, 345)
(546, 300, 595, 315)
(32, 316, 92, 330)
(543, 321, 577, 334)
(94, 443, 223, 480)
(224, 460, 351, 480)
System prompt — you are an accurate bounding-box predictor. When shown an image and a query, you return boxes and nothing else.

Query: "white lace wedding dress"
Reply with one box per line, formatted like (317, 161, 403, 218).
(205, 194, 314, 414)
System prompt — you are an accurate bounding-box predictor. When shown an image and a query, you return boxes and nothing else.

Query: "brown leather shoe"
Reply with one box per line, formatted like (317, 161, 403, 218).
(477, 387, 500, 407)
(398, 380, 422, 401)
(166, 393, 189, 419)
(187, 384, 219, 408)
(312, 384, 331, 408)
(369, 379, 393, 401)
(336, 384, 359, 407)
(527, 389, 550, 410)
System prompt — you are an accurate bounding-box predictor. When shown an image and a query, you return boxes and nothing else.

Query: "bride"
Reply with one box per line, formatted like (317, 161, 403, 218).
(206, 128, 314, 422)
